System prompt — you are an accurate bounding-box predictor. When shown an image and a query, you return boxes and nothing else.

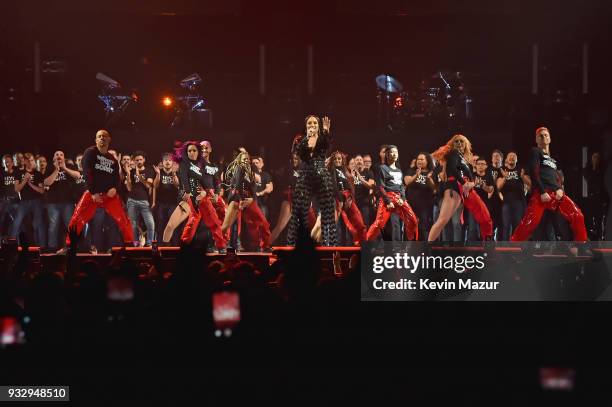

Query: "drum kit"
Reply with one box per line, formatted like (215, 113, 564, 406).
(376, 71, 472, 128)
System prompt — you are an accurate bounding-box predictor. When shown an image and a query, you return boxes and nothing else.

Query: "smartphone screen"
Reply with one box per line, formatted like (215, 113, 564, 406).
(0, 316, 26, 346)
(212, 291, 240, 336)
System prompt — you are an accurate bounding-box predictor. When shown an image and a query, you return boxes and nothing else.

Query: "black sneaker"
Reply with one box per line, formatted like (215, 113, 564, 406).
(218, 248, 227, 255)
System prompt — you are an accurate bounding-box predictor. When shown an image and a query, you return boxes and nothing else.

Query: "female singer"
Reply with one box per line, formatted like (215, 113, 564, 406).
(287, 115, 337, 246)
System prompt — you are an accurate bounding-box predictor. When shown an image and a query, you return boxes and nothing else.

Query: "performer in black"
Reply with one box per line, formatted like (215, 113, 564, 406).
(287, 115, 337, 246)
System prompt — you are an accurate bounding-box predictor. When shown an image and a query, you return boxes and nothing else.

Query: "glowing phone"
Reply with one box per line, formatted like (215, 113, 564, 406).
(0, 316, 25, 346)
(212, 291, 241, 337)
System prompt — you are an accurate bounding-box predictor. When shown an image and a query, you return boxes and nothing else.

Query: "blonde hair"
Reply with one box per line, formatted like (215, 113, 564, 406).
(431, 134, 473, 164)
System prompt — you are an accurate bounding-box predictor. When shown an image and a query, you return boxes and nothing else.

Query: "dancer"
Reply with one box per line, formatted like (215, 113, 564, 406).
(66, 130, 134, 246)
(404, 152, 436, 241)
(511, 127, 586, 242)
(287, 115, 337, 246)
(176, 142, 227, 251)
(270, 152, 316, 244)
(200, 140, 227, 227)
(366, 145, 419, 241)
(161, 142, 197, 244)
(428, 134, 493, 242)
(328, 150, 367, 245)
(221, 151, 271, 251)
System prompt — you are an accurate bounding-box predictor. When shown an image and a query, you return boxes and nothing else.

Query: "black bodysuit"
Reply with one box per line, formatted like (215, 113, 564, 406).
(287, 130, 338, 246)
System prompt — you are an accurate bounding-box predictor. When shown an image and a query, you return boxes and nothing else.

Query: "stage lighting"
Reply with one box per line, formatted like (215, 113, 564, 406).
(166, 73, 212, 129)
(162, 96, 174, 107)
(96, 72, 138, 128)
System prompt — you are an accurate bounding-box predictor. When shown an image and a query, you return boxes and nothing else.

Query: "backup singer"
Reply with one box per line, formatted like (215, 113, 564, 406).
(366, 145, 419, 241)
(511, 127, 587, 242)
(428, 134, 493, 242)
(287, 115, 337, 246)
(66, 130, 134, 246)
(329, 150, 366, 245)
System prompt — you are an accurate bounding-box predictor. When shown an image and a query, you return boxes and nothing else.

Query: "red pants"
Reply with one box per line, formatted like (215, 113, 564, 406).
(181, 197, 227, 248)
(366, 192, 419, 241)
(336, 191, 367, 245)
(242, 200, 271, 248)
(459, 185, 493, 240)
(67, 191, 134, 245)
(510, 190, 587, 242)
(209, 191, 229, 240)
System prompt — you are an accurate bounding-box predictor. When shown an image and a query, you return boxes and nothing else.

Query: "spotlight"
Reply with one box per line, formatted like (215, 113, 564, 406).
(162, 96, 173, 107)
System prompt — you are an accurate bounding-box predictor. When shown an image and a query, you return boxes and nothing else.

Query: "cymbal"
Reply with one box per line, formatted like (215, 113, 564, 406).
(375, 74, 403, 93)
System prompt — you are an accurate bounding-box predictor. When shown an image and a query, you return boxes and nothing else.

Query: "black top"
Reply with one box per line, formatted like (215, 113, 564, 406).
(228, 166, 256, 202)
(1, 168, 19, 200)
(254, 170, 272, 204)
(445, 150, 473, 183)
(179, 159, 206, 205)
(529, 147, 561, 191)
(45, 168, 75, 204)
(17, 169, 44, 201)
(354, 168, 374, 206)
(201, 161, 223, 193)
(376, 164, 405, 204)
(473, 171, 495, 202)
(406, 168, 434, 207)
(72, 170, 88, 202)
(81, 146, 121, 194)
(156, 169, 179, 205)
(128, 166, 155, 201)
(499, 165, 525, 203)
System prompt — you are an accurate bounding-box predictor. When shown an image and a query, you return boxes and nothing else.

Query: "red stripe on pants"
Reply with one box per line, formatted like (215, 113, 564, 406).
(67, 191, 134, 245)
(510, 190, 587, 242)
(181, 197, 227, 248)
(242, 200, 271, 248)
(337, 190, 367, 244)
(366, 191, 419, 241)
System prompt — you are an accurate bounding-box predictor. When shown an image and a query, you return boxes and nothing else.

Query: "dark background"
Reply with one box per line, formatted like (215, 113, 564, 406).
(1, 0, 611, 185)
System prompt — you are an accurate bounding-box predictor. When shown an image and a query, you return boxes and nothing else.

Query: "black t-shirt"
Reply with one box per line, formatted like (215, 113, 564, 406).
(156, 169, 179, 205)
(334, 167, 350, 192)
(406, 168, 434, 207)
(1, 168, 19, 200)
(81, 146, 121, 194)
(529, 147, 561, 191)
(72, 170, 88, 202)
(354, 168, 374, 206)
(473, 171, 495, 202)
(128, 166, 155, 201)
(201, 161, 222, 192)
(499, 165, 525, 203)
(377, 164, 405, 204)
(254, 170, 272, 204)
(17, 169, 44, 201)
(45, 168, 75, 204)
